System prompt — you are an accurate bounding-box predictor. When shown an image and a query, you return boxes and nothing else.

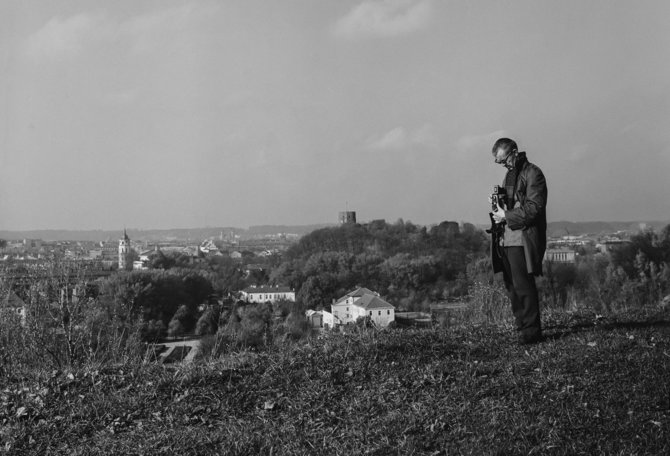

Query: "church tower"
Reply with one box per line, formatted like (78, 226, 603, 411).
(119, 229, 130, 270)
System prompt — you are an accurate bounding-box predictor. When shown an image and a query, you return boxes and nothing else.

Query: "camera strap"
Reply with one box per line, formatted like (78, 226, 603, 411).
(504, 168, 518, 209)
(504, 153, 526, 209)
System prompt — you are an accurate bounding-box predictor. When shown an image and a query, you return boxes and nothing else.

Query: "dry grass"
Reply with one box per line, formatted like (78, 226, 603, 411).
(1, 305, 669, 455)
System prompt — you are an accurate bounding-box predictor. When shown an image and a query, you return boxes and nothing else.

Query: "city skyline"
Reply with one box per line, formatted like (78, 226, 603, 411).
(1, 1, 669, 230)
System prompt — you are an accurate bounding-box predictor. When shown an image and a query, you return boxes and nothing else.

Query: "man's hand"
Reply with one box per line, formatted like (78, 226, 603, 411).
(492, 202, 506, 224)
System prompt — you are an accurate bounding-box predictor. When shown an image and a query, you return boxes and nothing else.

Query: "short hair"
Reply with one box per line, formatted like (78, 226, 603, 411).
(492, 138, 517, 156)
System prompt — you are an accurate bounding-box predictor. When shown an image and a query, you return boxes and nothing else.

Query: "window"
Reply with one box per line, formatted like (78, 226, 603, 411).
(346, 307, 349, 312)
(369, 311, 372, 316)
(387, 310, 390, 315)
(378, 311, 381, 316)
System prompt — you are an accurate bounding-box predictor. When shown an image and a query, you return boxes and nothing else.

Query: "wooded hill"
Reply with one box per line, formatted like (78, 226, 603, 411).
(269, 220, 488, 310)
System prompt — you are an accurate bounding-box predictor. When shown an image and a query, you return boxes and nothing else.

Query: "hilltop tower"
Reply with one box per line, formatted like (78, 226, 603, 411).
(338, 211, 357, 225)
(118, 229, 130, 270)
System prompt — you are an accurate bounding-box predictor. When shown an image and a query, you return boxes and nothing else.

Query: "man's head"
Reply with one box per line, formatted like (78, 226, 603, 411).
(492, 138, 518, 170)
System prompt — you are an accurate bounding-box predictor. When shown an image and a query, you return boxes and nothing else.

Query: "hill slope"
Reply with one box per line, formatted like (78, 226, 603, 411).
(2, 307, 669, 455)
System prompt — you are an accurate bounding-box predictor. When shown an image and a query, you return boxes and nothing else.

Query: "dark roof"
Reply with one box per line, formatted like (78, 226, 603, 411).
(242, 286, 293, 294)
(1, 291, 25, 308)
(354, 294, 394, 310)
(334, 287, 376, 304)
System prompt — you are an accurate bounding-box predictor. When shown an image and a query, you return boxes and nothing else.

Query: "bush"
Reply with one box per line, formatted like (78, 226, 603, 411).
(141, 319, 166, 342)
(194, 334, 217, 360)
(283, 312, 312, 340)
(167, 318, 184, 338)
(195, 305, 220, 336)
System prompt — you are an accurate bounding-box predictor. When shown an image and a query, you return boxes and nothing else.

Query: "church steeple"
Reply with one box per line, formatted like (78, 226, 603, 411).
(119, 228, 130, 270)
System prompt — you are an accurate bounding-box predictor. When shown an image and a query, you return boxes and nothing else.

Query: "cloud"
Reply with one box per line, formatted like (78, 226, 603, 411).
(23, 13, 103, 61)
(22, 2, 217, 61)
(334, 0, 433, 40)
(366, 124, 438, 151)
(455, 130, 507, 154)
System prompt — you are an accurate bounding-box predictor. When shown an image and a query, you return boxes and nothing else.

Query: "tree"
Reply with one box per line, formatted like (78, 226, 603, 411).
(148, 250, 176, 270)
(170, 304, 196, 333)
(541, 261, 577, 308)
(167, 318, 184, 338)
(142, 319, 167, 342)
(237, 304, 272, 348)
(195, 305, 220, 336)
(123, 249, 139, 271)
(283, 311, 311, 340)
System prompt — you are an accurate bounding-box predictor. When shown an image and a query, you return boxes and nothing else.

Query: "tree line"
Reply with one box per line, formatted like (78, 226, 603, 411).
(269, 219, 487, 310)
(3, 221, 670, 372)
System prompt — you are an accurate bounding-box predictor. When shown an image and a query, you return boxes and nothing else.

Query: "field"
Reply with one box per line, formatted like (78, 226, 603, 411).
(2, 305, 669, 455)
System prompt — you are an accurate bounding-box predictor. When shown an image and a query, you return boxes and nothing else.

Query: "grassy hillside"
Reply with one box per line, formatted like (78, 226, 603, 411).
(2, 306, 669, 455)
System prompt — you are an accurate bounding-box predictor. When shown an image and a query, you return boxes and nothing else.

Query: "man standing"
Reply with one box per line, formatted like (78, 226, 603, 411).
(490, 138, 547, 344)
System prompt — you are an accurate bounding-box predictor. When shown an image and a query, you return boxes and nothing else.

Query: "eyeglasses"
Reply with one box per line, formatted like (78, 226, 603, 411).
(494, 152, 513, 165)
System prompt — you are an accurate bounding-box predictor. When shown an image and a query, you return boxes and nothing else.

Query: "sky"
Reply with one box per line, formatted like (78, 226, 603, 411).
(1, 0, 669, 230)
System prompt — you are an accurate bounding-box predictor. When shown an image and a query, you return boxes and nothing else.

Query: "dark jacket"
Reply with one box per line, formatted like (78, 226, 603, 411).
(491, 152, 547, 276)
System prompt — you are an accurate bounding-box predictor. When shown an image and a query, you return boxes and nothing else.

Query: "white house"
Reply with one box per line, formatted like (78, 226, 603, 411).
(331, 287, 395, 327)
(133, 260, 148, 270)
(544, 248, 576, 264)
(200, 239, 222, 255)
(305, 309, 339, 329)
(240, 285, 296, 303)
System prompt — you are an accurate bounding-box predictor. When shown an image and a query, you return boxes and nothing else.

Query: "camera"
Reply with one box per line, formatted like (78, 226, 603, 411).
(491, 185, 506, 212)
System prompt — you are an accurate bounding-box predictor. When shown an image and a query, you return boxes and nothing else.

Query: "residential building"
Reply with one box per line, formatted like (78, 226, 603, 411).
(200, 239, 221, 255)
(240, 285, 295, 303)
(544, 248, 577, 264)
(305, 310, 339, 329)
(331, 287, 395, 327)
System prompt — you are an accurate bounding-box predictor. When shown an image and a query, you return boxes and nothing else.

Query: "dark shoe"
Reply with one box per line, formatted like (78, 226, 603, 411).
(518, 333, 544, 345)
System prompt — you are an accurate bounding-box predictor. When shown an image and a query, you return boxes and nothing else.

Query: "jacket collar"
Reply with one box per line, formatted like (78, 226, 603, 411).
(514, 152, 528, 172)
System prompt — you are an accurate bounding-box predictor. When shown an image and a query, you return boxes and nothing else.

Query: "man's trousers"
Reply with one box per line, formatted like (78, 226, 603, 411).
(501, 246, 542, 337)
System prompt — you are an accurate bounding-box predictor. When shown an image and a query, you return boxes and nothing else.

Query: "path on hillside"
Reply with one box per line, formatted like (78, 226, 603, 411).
(159, 338, 201, 363)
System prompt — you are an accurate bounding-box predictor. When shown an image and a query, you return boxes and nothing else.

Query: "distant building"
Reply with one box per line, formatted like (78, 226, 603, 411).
(595, 239, 632, 254)
(244, 264, 266, 278)
(240, 285, 295, 303)
(331, 287, 395, 327)
(200, 239, 221, 255)
(23, 239, 42, 249)
(305, 310, 339, 329)
(88, 249, 103, 260)
(119, 229, 130, 270)
(339, 211, 357, 225)
(544, 248, 576, 264)
(1, 291, 26, 326)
